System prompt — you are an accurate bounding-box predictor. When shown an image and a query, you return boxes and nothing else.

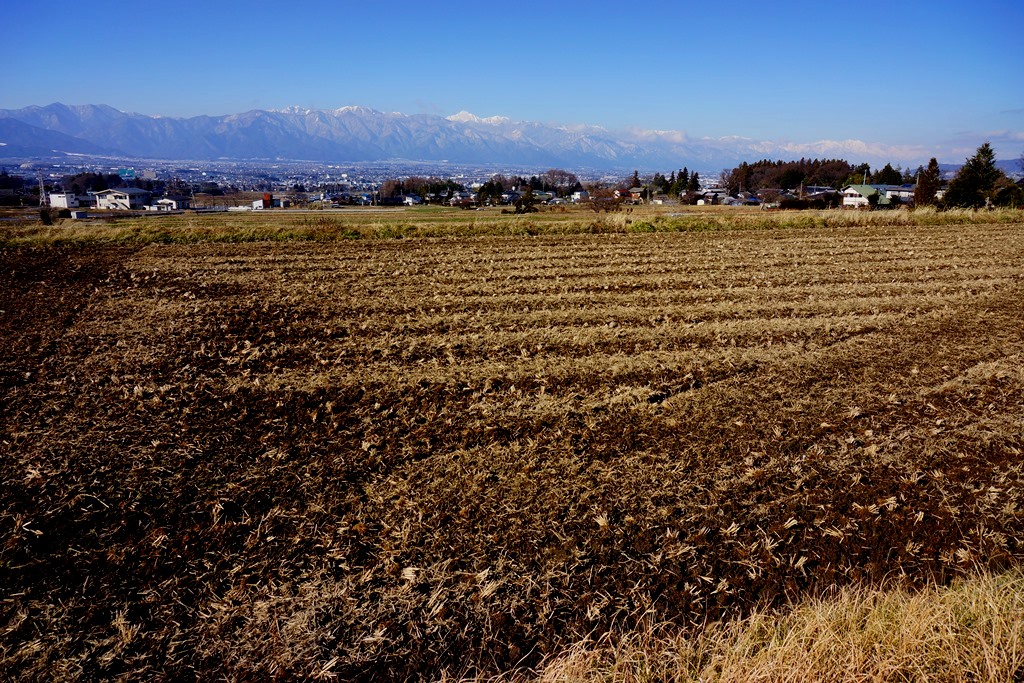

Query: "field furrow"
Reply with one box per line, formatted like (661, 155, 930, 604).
(1, 221, 1023, 680)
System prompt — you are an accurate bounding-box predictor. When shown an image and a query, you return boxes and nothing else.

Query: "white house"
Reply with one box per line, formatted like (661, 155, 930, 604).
(94, 188, 151, 210)
(883, 184, 916, 203)
(841, 185, 879, 208)
(842, 184, 914, 208)
(49, 192, 80, 209)
(148, 196, 190, 211)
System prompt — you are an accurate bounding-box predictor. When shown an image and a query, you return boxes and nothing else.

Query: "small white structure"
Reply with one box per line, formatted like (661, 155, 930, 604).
(95, 188, 151, 210)
(252, 199, 268, 210)
(49, 192, 80, 209)
(147, 198, 189, 212)
(572, 190, 590, 203)
(156, 196, 190, 211)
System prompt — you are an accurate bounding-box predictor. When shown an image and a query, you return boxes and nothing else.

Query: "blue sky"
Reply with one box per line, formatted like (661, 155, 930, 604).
(2, 0, 1022, 165)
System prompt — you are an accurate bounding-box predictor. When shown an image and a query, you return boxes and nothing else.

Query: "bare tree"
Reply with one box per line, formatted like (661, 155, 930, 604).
(380, 179, 404, 197)
(542, 168, 576, 186)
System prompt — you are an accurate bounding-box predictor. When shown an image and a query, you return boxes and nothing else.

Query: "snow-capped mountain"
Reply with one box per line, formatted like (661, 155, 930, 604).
(0, 102, 944, 170)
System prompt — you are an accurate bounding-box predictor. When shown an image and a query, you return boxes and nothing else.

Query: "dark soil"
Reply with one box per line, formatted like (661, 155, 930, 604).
(1, 228, 1023, 680)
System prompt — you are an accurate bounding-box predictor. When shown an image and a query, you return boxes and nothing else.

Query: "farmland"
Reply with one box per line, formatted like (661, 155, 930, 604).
(2, 210, 1024, 680)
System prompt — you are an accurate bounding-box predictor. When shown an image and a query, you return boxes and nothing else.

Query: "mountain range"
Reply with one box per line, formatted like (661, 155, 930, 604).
(0, 103, 1015, 173)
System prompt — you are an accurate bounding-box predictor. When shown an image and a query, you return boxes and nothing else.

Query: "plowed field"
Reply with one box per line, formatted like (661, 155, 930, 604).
(2, 222, 1024, 680)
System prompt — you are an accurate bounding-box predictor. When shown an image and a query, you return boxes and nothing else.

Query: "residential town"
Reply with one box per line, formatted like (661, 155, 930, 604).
(3, 145, 1020, 217)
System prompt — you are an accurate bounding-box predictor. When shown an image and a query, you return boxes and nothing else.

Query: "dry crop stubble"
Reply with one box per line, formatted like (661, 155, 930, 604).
(1, 222, 1023, 679)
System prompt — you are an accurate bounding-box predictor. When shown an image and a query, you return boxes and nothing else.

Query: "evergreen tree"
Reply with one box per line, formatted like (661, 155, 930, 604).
(514, 186, 538, 213)
(477, 179, 504, 205)
(993, 183, 1024, 208)
(871, 163, 903, 185)
(778, 167, 805, 190)
(913, 158, 942, 207)
(730, 161, 752, 194)
(943, 142, 1005, 208)
(687, 171, 700, 193)
(651, 172, 668, 194)
(0, 171, 25, 191)
(838, 163, 872, 188)
(670, 168, 688, 196)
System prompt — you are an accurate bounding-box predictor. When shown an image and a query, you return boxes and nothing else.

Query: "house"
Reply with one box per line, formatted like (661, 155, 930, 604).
(49, 192, 80, 209)
(699, 190, 724, 205)
(572, 190, 590, 203)
(449, 191, 476, 207)
(841, 185, 880, 208)
(884, 184, 916, 204)
(148, 196, 191, 212)
(159, 196, 191, 210)
(94, 187, 151, 210)
(253, 196, 290, 209)
(842, 184, 913, 208)
(403, 194, 423, 206)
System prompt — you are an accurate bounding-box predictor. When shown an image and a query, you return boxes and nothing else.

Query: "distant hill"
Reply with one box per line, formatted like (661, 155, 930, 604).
(1, 103, 1018, 173)
(0, 116, 119, 157)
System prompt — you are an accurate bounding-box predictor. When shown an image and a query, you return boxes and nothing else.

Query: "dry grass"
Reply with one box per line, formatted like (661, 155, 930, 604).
(503, 569, 1024, 682)
(1, 205, 1022, 246)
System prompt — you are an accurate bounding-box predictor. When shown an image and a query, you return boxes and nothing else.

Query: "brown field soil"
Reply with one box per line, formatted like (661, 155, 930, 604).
(1, 221, 1023, 680)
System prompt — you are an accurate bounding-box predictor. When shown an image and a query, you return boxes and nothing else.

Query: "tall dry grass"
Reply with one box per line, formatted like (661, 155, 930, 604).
(1, 206, 1022, 246)
(483, 569, 1024, 682)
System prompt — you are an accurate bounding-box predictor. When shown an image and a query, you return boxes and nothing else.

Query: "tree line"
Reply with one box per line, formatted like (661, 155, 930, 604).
(710, 143, 1021, 208)
(908, 144, 1022, 209)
